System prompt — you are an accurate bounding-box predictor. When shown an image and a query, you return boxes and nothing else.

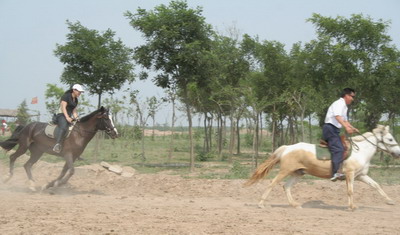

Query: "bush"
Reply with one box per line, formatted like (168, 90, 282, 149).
(224, 161, 250, 179)
(195, 144, 214, 161)
(244, 133, 253, 147)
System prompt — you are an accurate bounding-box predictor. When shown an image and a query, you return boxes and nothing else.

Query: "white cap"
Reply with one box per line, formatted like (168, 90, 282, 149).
(72, 84, 84, 92)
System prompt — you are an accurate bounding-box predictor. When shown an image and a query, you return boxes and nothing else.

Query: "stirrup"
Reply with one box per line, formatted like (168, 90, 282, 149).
(53, 143, 62, 153)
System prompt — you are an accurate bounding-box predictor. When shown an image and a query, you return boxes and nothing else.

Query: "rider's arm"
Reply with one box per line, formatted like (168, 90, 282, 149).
(335, 115, 359, 134)
(72, 108, 79, 120)
(60, 100, 73, 123)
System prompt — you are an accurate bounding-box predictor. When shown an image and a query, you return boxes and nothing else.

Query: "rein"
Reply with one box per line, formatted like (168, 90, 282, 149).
(72, 114, 114, 137)
(351, 131, 398, 155)
(72, 122, 98, 137)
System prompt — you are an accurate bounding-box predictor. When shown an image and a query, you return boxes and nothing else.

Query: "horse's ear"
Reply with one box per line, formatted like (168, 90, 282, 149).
(385, 125, 390, 133)
(375, 124, 384, 133)
(99, 106, 105, 112)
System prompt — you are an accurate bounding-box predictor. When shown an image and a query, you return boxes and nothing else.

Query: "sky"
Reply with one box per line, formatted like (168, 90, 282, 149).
(0, 0, 399, 125)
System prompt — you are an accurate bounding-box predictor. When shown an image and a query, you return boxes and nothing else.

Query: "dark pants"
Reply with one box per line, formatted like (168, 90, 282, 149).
(322, 123, 344, 176)
(55, 114, 70, 144)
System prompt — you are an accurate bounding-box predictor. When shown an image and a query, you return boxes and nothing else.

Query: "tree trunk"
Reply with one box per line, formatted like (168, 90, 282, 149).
(203, 112, 208, 153)
(220, 116, 226, 160)
(141, 125, 146, 161)
(168, 95, 176, 161)
(308, 114, 312, 143)
(259, 112, 263, 152)
(236, 115, 241, 154)
(271, 104, 276, 151)
(183, 87, 194, 172)
(252, 111, 260, 168)
(228, 114, 235, 161)
(208, 115, 213, 151)
(152, 116, 155, 141)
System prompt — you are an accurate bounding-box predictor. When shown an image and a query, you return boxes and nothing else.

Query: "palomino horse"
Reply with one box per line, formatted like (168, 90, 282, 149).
(0, 106, 118, 191)
(245, 125, 400, 210)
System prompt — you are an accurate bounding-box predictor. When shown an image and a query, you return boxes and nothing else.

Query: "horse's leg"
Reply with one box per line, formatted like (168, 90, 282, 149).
(345, 171, 357, 210)
(283, 175, 302, 208)
(42, 162, 69, 190)
(23, 147, 43, 191)
(43, 154, 74, 190)
(4, 146, 28, 182)
(258, 171, 289, 208)
(56, 155, 76, 187)
(357, 174, 394, 205)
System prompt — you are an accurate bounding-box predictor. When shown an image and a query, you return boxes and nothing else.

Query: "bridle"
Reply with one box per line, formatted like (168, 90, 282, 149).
(97, 113, 116, 136)
(351, 130, 399, 155)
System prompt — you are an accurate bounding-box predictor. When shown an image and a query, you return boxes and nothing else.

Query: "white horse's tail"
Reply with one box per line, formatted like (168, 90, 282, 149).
(243, 145, 286, 187)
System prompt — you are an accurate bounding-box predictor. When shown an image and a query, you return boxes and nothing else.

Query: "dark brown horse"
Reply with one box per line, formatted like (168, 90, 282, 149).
(0, 106, 118, 191)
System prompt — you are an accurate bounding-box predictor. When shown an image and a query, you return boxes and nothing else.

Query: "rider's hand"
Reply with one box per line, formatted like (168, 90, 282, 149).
(346, 126, 358, 134)
(66, 116, 74, 123)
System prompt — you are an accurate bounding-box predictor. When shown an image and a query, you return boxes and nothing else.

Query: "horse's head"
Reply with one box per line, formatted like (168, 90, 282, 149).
(373, 125, 400, 157)
(97, 106, 118, 139)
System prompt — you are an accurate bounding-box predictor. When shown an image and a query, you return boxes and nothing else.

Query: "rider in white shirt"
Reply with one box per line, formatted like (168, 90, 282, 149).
(323, 88, 358, 181)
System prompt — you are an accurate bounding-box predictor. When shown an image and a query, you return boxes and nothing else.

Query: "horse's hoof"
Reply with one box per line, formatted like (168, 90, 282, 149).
(41, 184, 49, 191)
(3, 174, 11, 183)
(386, 200, 395, 205)
(28, 180, 37, 192)
(29, 186, 37, 192)
(258, 203, 265, 209)
(293, 204, 303, 209)
(54, 181, 59, 187)
(347, 206, 358, 211)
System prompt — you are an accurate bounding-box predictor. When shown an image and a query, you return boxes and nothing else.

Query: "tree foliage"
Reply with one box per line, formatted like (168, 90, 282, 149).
(45, 84, 64, 115)
(54, 21, 135, 108)
(126, 0, 215, 171)
(16, 100, 31, 125)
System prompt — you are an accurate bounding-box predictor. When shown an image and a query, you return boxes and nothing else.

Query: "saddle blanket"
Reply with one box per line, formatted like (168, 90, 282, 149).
(45, 123, 73, 139)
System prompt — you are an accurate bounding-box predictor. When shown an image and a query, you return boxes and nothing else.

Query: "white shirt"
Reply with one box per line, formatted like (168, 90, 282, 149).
(324, 97, 348, 128)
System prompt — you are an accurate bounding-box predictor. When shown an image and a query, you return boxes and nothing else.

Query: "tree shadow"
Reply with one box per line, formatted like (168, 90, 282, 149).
(42, 185, 106, 196)
(301, 200, 347, 210)
(0, 184, 105, 196)
(301, 200, 389, 212)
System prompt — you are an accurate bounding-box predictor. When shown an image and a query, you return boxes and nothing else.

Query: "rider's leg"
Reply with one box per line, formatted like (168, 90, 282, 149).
(53, 116, 68, 153)
(322, 124, 344, 177)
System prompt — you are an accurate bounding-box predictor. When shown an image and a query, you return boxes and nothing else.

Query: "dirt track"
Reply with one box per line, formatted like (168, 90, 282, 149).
(1, 157, 400, 235)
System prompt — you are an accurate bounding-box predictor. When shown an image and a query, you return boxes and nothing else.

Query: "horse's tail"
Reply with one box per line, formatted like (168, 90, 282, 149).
(243, 145, 287, 187)
(0, 125, 25, 151)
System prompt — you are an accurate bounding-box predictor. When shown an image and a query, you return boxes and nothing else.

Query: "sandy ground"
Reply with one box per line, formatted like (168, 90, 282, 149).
(1, 157, 400, 235)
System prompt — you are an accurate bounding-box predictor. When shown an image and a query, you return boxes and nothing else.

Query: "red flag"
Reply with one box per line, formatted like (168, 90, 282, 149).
(31, 97, 38, 104)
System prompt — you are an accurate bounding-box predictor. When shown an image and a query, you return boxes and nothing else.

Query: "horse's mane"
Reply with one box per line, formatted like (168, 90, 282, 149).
(350, 125, 388, 142)
(351, 132, 373, 142)
(79, 108, 105, 123)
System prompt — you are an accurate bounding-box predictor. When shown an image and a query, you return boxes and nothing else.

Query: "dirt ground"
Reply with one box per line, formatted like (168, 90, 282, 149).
(1, 156, 400, 235)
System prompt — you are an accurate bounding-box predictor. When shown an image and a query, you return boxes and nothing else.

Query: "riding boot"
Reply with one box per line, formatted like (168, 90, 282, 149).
(53, 128, 66, 153)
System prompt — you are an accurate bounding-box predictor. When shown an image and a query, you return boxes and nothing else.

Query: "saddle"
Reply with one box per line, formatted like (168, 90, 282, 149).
(44, 122, 74, 139)
(317, 135, 350, 161)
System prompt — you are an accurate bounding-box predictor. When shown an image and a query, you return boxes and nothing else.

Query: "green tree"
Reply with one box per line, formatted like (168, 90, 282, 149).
(54, 21, 135, 108)
(16, 100, 31, 125)
(206, 34, 249, 159)
(45, 84, 64, 115)
(307, 14, 398, 129)
(129, 90, 155, 161)
(147, 96, 162, 140)
(103, 96, 125, 124)
(45, 83, 94, 117)
(126, 1, 214, 171)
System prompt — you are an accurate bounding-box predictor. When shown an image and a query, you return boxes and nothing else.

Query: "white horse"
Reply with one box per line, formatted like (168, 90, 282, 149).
(244, 125, 400, 210)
